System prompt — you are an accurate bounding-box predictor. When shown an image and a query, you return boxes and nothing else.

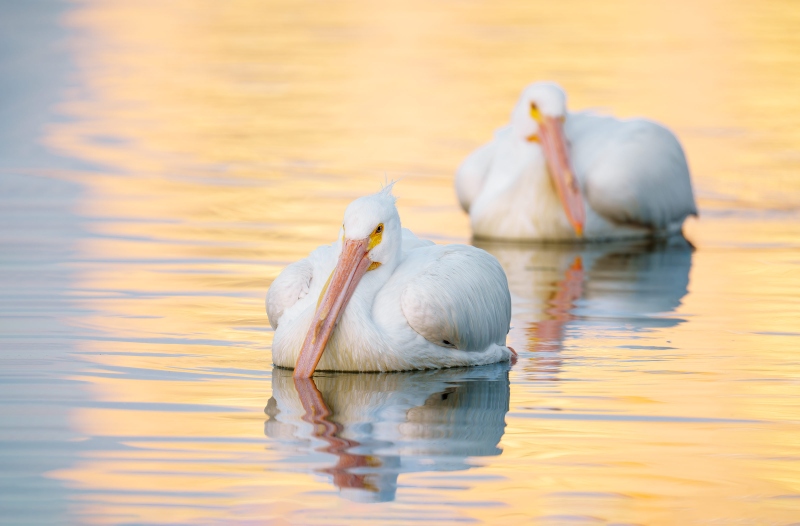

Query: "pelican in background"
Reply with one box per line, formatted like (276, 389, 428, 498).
(267, 186, 514, 376)
(456, 81, 698, 241)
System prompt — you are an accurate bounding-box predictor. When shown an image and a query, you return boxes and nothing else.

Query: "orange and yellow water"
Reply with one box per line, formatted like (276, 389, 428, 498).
(1, 0, 799, 523)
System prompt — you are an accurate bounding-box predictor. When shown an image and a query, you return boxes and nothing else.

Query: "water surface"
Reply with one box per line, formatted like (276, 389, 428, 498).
(1, 0, 800, 523)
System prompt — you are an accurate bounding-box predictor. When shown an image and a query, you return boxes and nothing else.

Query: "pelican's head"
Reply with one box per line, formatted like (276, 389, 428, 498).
(294, 186, 401, 378)
(511, 81, 585, 237)
(340, 187, 402, 270)
(511, 81, 568, 138)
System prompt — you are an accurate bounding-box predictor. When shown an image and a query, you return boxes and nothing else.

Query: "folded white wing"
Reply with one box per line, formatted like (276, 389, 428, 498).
(566, 112, 698, 230)
(397, 245, 511, 352)
(266, 258, 314, 329)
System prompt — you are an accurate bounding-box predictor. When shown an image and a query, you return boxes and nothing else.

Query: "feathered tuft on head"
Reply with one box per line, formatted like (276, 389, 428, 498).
(379, 177, 399, 203)
(342, 184, 401, 239)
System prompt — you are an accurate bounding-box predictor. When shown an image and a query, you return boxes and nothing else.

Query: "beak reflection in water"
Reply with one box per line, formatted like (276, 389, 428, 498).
(265, 364, 511, 503)
(475, 237, 694, 381)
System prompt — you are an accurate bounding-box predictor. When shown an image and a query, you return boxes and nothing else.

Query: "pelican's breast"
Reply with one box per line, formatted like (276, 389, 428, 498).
(469, 139, 575, 241)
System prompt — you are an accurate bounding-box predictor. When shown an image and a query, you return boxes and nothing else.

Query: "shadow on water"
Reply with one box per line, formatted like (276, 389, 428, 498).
(264, 364, 510, 503)
(476, 237, 694, 380)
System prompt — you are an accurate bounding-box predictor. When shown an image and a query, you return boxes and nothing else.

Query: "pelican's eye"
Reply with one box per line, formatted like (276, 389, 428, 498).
(368, 223, 384, 251)
(529, 103, 542, 123)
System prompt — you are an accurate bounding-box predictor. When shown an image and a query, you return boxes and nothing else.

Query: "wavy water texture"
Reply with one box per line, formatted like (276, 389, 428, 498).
(1, 0, 799, 524)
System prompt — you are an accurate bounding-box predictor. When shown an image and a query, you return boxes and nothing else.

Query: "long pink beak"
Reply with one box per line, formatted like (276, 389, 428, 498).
(537, 116, 585, 237)
(294, 238, 371, 378)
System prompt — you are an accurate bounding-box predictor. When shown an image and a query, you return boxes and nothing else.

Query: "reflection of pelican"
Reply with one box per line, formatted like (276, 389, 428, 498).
(475, 238, 693, 378)
(457, 81, 697, 241)
(264, 364, 510, 502)
(267, 186, 514, 376)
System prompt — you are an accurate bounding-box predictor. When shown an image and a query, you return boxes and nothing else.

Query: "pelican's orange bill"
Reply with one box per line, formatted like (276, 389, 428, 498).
(538, 116, 585, 237)
(294, 238, 371, 378)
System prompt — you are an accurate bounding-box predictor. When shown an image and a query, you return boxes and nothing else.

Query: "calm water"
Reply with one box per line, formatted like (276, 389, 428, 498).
(1, 0, 800, 523)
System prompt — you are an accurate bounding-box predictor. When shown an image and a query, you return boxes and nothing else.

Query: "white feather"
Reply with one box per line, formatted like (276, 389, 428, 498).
(567, 112, 698, 231)
(455, 128, 507, 212)
(266, 258, 313, 329)
(398, 245, 511, 352)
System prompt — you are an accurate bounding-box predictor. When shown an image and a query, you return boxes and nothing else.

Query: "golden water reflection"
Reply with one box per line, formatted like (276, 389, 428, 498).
(478, 239, 693, 382)
(1, 0, 797, 523)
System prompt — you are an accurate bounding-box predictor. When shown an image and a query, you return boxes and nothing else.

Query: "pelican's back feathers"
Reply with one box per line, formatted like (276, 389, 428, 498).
(566, 113, 698, 231)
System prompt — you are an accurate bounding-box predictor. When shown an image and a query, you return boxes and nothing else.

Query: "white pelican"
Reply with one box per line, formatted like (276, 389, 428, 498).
(264, 364, 510, 502)
(456, 81, 698, 241)
(267, 186, 514, 376)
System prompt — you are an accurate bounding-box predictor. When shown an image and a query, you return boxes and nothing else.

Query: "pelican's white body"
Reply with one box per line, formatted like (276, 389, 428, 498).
(457, 83, 698, 241)
(267, 190, 513, 372)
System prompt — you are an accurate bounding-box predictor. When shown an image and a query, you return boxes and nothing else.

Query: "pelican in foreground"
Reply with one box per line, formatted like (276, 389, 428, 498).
(456, 81, 698, 241)
(267, 186, 514, 377)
